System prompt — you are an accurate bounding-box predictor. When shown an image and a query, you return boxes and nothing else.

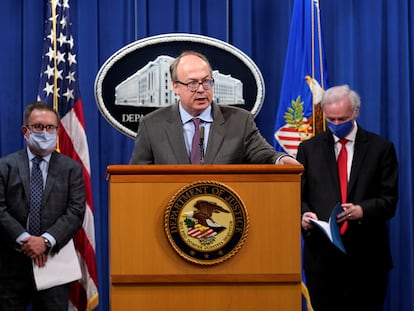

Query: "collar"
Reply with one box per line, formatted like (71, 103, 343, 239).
(179, 104, 213, 124)
(27, 147, 52, 164)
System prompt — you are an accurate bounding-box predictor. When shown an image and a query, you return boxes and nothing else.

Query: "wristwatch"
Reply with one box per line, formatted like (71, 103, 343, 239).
(43, 237, 52, 253)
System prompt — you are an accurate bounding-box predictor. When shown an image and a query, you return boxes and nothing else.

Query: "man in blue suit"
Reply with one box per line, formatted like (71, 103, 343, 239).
(0, 102, 85, 310)
(129, 50, 299, 165)
(298, 85, 398, 311)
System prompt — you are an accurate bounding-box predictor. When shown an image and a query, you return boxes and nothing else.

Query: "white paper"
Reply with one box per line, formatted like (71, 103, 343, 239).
(33, 239, 82, 290)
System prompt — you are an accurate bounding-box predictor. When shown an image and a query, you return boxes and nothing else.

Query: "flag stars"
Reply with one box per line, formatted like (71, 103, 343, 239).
(66, 71, 76, 83)
(43, 83, 55, 97)
(60, 16, 67, 29)
(57, 32, 67, 46)
(55, 68, 64, 81)
(67, 35, 74, 49)
(68, 52, 77, 66)
(39, 1, 80, 108)
(56, 50, 66, 65)
(47, 29, 55, 44)
(48, 15, 57, 24)
(46, 47, 55, 62)
(44, 65, 55, 79)
(42, 68, 63, 85)
(63, 88, 74, 102)
(43, 65, 63, 81)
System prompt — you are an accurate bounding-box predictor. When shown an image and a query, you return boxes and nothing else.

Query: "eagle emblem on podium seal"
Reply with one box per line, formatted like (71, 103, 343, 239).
(164, 181, 249, 265)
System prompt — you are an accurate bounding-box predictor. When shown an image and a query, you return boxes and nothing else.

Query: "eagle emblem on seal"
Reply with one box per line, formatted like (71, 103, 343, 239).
(184, 200, 230, 244)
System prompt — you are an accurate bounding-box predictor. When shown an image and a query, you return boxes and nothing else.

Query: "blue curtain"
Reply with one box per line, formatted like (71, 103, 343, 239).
(0, 1, 412, 310)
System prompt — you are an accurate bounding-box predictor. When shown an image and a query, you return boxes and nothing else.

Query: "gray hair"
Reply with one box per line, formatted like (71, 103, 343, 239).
(321, 85, 360, 113)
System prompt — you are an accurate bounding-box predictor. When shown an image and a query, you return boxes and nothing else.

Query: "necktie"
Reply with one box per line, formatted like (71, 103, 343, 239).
(29, 156, 43, 235)
(190, 118, 201, 164)
(338, 139, 348, 235)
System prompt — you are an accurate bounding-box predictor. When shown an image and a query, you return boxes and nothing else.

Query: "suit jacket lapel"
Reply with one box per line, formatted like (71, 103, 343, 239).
(42, 151, 58, 204)
(17, 150, 31, 204)
(165, 104, 191, 163)
(348, 128, 369, 196)
(204, 103, 225, 164)
(321, 132, 341, 194)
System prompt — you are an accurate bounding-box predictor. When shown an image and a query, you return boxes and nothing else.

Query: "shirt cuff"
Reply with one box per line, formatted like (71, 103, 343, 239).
(16, 232, 31, 245)
(275, 154, 290, 164)
(42, 232, 56, 247)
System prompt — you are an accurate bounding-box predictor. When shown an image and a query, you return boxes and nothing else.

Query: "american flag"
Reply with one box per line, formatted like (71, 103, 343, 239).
(187, 227, 217, 239)
(37, 0, 99, 310)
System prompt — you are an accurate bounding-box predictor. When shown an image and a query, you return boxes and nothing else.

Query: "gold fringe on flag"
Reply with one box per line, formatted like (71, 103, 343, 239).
(301, 281, 314, 311)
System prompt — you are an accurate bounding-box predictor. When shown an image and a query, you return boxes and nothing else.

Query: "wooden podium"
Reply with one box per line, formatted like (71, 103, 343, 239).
(107, 164, 303, 310)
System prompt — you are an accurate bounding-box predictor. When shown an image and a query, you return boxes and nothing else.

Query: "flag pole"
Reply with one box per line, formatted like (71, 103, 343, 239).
(311, 0, 316, 133)
(315, 0, 326, 131)
(51, 0, 60, 151)
(51, 0, 58, 110)
(310, 0, 326, 135)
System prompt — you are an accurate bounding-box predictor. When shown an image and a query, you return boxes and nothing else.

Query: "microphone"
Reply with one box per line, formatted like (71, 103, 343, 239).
(199, 126, 205, 164)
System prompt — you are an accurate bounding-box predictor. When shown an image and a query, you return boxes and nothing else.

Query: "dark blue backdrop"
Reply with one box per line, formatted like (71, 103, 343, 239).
(0, 1, 412, 310)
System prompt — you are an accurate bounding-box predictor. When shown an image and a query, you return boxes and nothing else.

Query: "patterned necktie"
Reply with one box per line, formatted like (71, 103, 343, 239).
(190, 118, 201, 164)
(29, 156, 43, 235)
(338, 139, 348, 235)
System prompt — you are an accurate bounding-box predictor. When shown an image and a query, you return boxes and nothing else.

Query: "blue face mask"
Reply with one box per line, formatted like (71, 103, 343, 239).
(28, 131, 57, 153)
(326, 120, 353, 139)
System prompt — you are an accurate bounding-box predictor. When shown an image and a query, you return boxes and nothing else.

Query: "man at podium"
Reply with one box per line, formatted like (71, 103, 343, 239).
(129, 50, 299, 166)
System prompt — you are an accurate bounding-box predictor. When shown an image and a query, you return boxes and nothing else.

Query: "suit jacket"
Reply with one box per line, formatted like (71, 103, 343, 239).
(0, 149, 85, 278)
(129, 103, 285, 164)
(296, 127, 398, 273)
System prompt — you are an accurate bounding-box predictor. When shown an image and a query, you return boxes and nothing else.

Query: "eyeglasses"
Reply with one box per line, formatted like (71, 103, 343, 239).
(175, 79, 214, 92)
(26, 124, 58, 133)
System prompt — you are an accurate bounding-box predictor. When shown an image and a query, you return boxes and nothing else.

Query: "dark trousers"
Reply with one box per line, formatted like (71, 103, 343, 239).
(305, 269, 388, 311)
(0, 273, 70, 311)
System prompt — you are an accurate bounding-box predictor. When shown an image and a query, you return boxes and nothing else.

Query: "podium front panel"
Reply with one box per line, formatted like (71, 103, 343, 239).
(107, 164, 302, 310)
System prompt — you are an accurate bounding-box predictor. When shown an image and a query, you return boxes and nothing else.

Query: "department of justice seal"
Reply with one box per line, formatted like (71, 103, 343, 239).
(164, 181, 249, 265)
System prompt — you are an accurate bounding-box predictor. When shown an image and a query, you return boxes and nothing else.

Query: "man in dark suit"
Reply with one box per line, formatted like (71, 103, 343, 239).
(129, 50, 299, 165)
(0, 102, 85, 310)
(297, 85, 398, 311)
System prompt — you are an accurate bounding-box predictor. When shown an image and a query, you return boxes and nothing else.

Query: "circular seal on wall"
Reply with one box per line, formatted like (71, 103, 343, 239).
(164, 181, 249, 265)
(95, 33, 265, 138)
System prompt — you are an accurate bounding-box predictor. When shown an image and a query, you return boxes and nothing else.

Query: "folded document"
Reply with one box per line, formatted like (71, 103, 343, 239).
(33, 239, 82, 290)
(309, 203, 346, 254)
